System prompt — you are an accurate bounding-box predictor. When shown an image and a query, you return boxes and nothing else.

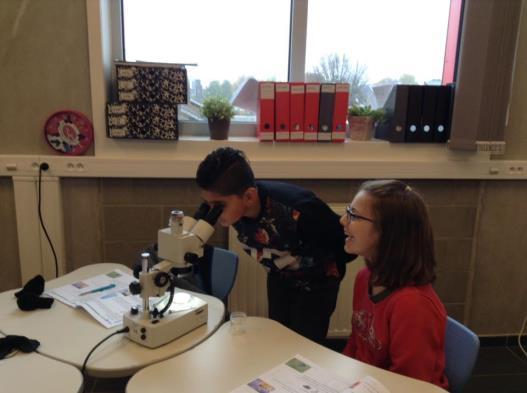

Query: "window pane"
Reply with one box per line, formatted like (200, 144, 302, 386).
(306, 0, 452, 108)
(123, 0, 290, 122)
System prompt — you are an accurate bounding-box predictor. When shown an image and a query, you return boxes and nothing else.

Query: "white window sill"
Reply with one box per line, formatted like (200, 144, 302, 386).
(4, 138, 526, 179)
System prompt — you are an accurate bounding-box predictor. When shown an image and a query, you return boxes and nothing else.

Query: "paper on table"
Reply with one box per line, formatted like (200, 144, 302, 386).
(342, 376, 390, 393)
(230, 354, 390, 393)
(46, 270, 141, 328)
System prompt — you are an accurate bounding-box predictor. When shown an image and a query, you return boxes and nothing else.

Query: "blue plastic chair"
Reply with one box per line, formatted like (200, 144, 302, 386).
(209, 247, 239, 305)
(444, 316, 480, 393)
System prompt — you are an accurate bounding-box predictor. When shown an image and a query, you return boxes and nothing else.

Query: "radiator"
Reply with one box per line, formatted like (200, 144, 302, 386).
(228, 204, 365, 337)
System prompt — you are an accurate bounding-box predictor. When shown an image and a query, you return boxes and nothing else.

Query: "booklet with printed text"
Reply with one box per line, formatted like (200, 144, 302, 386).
(230, 354, 390, 393)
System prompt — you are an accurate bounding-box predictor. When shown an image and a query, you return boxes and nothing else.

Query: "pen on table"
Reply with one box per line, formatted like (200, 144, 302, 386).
(79, 283, 116, 296)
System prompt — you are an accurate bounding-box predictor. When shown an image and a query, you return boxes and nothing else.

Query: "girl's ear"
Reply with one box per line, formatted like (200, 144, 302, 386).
(243, 186, 258, 205)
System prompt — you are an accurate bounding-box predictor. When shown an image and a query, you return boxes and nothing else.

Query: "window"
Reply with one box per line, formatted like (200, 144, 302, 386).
(305, 0, 453, 108)
(122, 0, 291, 123)
(122, 0, 458, 129)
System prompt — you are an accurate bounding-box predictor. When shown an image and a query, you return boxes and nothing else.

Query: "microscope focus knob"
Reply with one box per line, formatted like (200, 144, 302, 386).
(184, 252, 199, 265)
(129, 281, 142, 295)
(154, 272, 170, 287)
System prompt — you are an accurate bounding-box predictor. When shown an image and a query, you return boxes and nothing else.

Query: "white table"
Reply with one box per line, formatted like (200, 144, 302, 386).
(0, 263, 225, 377)
(0, 334, 83, 393)
(127, 317, 448, 393)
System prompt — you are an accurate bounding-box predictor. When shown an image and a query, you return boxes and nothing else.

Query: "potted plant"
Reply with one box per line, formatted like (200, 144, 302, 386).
(201, 96, 235, 140)
(347, 105, 384, 141)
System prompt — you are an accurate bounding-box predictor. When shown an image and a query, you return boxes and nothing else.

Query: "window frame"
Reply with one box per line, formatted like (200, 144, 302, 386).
(119, 0, 306, 135)
(86, 0, 520, 177)
(103, 0, 461, 138)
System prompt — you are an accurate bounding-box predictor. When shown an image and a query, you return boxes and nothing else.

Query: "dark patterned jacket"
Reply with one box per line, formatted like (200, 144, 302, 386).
(233, 181, 356, 286)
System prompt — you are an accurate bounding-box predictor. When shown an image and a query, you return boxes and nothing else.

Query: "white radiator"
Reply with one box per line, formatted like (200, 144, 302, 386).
(228, 204, 365, 338)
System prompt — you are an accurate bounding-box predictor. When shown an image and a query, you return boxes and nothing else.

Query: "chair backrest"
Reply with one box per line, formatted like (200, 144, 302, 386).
(210, 247, 239, 303)
(444, 316, 480, 393)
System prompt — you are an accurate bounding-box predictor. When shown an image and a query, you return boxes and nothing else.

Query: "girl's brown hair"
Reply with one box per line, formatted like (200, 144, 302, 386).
(360, 179, 436, 291)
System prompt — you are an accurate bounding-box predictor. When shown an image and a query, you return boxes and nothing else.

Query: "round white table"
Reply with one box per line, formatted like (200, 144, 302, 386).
(0, 263, 225, 377)
(126, 317, 447, 393)
(0, 334, 83, 393)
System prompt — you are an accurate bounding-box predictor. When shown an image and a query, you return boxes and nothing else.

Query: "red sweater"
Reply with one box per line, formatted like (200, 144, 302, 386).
(343, 268, 449, 390)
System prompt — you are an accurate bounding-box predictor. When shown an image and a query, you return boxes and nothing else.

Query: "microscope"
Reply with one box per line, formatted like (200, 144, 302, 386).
(123, 204, 222, 348)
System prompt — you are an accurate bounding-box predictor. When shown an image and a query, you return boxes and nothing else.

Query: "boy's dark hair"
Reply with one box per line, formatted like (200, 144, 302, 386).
(360, 179, 436, 291)
(196, 147, 255, 196)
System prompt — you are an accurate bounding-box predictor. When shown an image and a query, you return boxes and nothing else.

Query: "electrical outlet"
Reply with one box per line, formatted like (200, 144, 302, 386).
(477, 141, 506, 155)
(508, 165, 525, 175)
(66, 162, 85, 172)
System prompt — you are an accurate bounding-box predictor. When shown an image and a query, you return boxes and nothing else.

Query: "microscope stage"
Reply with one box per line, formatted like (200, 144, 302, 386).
(123, 292, 208, 348)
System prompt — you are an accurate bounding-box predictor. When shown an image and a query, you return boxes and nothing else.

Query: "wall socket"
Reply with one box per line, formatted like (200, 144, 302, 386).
(66, 162, 85, 172)
(477, 141, 506, 155)
(508, 165, 525, 175)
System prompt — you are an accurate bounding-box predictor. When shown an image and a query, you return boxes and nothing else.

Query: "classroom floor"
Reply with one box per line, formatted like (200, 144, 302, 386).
(84, 341, 527, 393)
(463, 345, 527, 393)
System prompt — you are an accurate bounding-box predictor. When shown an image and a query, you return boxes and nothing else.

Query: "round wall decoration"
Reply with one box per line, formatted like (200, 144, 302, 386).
(44, 110, 94, 155)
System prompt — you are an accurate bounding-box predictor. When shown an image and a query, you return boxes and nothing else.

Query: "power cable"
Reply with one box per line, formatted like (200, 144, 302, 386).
(37, 163, 59, 278)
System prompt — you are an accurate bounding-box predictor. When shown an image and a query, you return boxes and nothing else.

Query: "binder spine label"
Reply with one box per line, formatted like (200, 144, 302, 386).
(259, 133, 274, 141)
(290, 131, 303, 139)
(306, 84, 320, 93)
(275, 84, 290, 93)
(335, 84, 349, 93)
(331, 131, 346, 140)
(260, 83, 275, 99)
(291, 85, 304, 94)
(321, 84, 335, 94)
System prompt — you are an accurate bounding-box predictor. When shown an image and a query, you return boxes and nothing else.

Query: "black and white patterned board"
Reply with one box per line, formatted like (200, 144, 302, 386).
(115, 62, 188, 104)
(106, 102, 179, 140)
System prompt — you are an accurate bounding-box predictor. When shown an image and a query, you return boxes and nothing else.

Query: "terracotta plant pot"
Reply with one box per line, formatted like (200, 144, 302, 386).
(348, 116, 375, 141)
(208, 118, 230, 140)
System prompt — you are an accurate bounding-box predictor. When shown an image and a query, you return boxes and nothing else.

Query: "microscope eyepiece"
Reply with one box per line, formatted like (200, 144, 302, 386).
(204, 204, 224, 226)
(193, 203, 210, 220)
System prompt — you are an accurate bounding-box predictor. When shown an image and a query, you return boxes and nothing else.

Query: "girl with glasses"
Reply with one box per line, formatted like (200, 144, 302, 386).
(340, 179, 448, 389)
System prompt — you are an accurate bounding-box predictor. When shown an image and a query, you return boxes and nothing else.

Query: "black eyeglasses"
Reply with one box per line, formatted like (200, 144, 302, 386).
(346, 205, 374, 223)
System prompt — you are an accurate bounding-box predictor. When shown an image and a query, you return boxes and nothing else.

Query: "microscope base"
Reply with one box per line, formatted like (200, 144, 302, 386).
(123, 295, 208, 348)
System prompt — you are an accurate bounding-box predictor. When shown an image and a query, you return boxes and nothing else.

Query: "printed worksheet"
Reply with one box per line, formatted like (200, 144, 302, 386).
(46, 270, 141, 328)
(230, 355, 390, 393)
(47, 269, 135, 307)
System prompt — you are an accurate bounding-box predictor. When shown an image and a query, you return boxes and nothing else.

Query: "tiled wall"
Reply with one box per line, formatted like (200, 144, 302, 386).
(61, 178, 228, 272)
(0, 178, 21, 291)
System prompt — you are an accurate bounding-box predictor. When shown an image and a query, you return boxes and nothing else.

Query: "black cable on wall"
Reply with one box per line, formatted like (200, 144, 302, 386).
(37, 162, 59, 278)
